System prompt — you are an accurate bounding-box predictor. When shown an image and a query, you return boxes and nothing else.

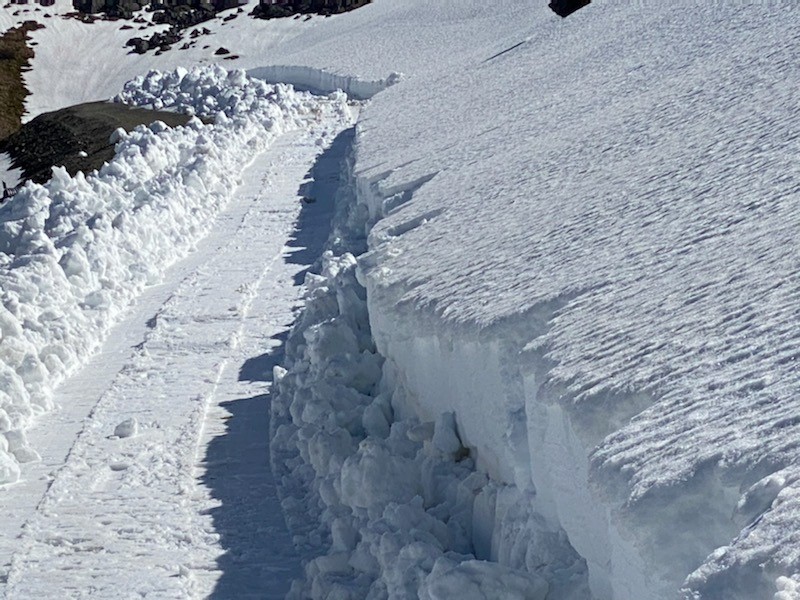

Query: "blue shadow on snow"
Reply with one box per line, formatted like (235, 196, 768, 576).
(201, 126, 356, 599)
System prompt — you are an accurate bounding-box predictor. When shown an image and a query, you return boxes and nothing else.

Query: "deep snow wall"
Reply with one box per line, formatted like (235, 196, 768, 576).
(349, 2, 800, 599)
(270, 128, 585, 599)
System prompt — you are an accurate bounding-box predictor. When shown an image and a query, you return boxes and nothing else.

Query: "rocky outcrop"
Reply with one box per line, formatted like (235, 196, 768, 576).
(251, 0, 370, 20)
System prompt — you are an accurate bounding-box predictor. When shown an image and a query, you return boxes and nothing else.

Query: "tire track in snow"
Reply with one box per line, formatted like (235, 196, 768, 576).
(1, 121, 348, 598)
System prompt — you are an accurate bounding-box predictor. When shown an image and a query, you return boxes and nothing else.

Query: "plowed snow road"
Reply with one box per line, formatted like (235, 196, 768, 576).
(0, 123, 347, 599)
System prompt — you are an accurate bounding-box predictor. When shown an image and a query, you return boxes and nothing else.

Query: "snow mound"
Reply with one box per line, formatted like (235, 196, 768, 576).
(0, 64, 351, 484)
(114, 64, 311, 118)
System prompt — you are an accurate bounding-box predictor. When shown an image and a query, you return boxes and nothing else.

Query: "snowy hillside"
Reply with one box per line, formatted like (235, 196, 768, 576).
(1, 1, 799, 599)
(349, 3, 800, 599)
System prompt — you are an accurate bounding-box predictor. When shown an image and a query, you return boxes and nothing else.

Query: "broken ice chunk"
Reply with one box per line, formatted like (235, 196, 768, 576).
(114, 417, 139, 439)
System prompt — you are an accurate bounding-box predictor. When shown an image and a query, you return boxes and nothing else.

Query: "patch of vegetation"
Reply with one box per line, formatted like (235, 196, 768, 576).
(0, 21, 44, 141)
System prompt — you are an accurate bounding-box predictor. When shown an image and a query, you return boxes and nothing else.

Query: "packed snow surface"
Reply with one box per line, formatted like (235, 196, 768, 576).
(6, 0, 536, 121)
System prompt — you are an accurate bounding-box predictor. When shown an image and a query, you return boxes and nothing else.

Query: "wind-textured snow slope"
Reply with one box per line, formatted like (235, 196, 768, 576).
(0, 65, 351, 485)
(343, 3, 800, 600)
(2, 1, 799, 599)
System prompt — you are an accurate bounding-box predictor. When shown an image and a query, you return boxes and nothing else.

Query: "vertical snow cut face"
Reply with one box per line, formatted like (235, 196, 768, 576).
(270, 191, 589, 598)
(345, 3, 800, 600)
(0, 64, 352, 485)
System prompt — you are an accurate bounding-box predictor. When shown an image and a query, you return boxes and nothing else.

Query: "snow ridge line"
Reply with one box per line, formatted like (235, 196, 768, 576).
(0, 64, 351, 486)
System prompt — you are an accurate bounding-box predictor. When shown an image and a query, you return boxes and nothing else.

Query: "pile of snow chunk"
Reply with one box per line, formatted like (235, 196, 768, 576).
(0, 64, 351, 484)
(114, 64, 307, 119)
(270, 203, 587, 597)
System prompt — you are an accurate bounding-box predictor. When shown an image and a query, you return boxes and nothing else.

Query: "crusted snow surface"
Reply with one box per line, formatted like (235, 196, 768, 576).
(343, 3, 800, 600)
(0, 64, 351, 486)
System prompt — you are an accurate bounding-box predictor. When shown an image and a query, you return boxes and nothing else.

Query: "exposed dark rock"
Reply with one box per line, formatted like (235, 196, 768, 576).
(0, 101, 203, 184)
(251, 0, 370, 20)
(0, 21, 44, 140)
(125, 26, 183, 54)
(548, 0, 591, 18)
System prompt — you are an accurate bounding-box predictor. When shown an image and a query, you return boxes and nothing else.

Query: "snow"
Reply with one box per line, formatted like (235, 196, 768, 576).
(113, 417, 137, 438)
(345, 2, 800, 599)
(269, 248, 569, 599)
(0, 64, 351, 487)
(1, 0, 799, 598)
(1, 85, 353, 596)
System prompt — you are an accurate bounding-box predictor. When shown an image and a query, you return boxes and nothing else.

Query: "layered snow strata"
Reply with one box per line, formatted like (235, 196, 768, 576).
(0, 64, 352, 484)
(349, 3, 800, 599)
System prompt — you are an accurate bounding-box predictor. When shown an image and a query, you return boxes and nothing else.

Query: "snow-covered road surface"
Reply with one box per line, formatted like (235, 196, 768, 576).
(0, 125, 341, 598)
